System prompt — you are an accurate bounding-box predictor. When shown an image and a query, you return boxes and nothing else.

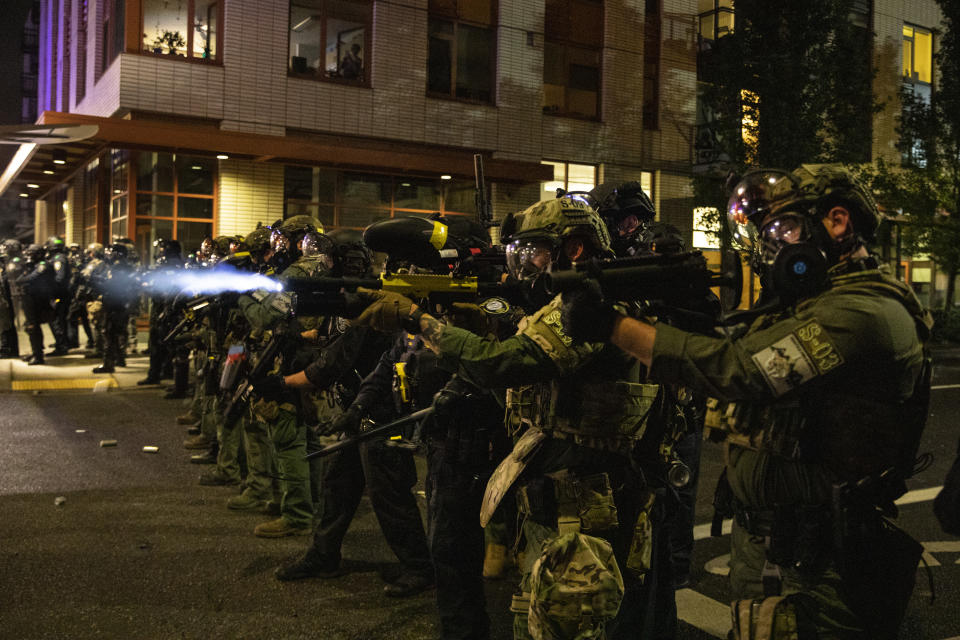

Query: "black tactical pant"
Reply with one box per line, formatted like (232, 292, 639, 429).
(310, 439, 432, 579)
(21, 294, 46, 360)
(425, 438, 489, 640)
(102, 304, 129, 367)
(0, 288, 18, 358)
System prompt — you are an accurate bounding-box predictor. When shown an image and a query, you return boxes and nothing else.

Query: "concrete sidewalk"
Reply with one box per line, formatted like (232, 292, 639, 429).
(0, 325, 154, 392)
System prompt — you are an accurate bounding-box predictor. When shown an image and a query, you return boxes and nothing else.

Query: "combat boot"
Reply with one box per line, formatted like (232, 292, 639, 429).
(183, 434, 212, 450)
(227, 490, 268, 511)
(275, 551, 343, 581)
(198, 469, 240, 487)
(253, 517, 312, 538)
(177, 411, 201, 425)
(93, 364, 115, 374)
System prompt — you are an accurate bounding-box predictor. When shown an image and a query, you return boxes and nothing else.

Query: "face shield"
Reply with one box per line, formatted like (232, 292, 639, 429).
(198, 238, 215, 261)
(299, 231, 335, 270)
(270, 229, 291, 257)
(726, 170, 796, 258)
(759, 212, 813, 268)
(505, 238, 557, 281)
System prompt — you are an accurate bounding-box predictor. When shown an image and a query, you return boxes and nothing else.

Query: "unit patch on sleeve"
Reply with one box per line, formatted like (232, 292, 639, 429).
(751, 320, 844, 396)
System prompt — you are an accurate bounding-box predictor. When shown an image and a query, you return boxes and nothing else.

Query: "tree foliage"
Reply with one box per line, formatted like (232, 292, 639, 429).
(864, 0, 960, 308)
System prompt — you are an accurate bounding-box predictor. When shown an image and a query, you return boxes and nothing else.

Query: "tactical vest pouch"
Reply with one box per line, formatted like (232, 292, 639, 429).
(625, 490, 656, 580)
(570, 381, 659, 447)
(730, 595, 811, 640)
(551, 471, 619, 534)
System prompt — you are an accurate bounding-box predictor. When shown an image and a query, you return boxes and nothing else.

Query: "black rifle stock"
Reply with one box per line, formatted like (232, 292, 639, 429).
(160, 295, 217, 345)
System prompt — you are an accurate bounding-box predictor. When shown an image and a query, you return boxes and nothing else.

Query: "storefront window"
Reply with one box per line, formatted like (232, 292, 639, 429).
(110, 150, 130, 240)
(134, 151, 217, 260)
(283, 167, 476, 227)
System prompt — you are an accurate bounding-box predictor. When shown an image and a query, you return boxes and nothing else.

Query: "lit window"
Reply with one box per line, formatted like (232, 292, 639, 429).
(289, 0, 371, 83)
(427, 0, 496, 102)
(543, 0, 602, 119)
(692, 206, 720, 249)
(142, 0, 222, 61)
(741, 89, 759, 166)
(540, 161, 597, 201)
(698, 0, 734, 42)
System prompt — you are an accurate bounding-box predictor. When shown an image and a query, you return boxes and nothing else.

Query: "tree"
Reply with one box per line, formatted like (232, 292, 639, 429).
(873, 0, 960, 308)
(694, 1, 879, 239)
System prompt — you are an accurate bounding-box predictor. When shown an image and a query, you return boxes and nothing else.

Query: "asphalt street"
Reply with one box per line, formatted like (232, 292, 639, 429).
(0, 347, 959, 639)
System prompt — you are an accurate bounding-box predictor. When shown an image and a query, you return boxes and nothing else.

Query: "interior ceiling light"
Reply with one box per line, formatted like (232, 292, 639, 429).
(216, 154, 229, 160)
(26, 183, 38, 189)
(440, 174, 452, 180)
(42, 164, 55, 175)
(19, 193, 29, 198)
(52, 149, 67, 165)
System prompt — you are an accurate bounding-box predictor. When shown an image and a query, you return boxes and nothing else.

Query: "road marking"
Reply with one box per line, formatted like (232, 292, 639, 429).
(704, 553, 731, 576)
(932, 384, 960, 390)
(676, 588, 731, 638)
(11, 377, 118, 391)
(896, 485, 943, 505)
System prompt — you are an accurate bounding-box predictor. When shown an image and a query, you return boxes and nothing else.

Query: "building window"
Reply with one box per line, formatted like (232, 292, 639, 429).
(427, 0, 496, 103)
(110, 149, 129, 240)
(903, 24, 933, 104)
(76, 0, 88, 103)
(142, 0, 221, 61)
(698, 0, 734, 42)
(539, 161, 597, 201)
(283, 166, 476, 228)
(82, 158, 99, 245)
(133, 152, 216, 259)
(289, 0, 371, 83)
(692, 206, 719, 249)
(543, 0, 602, 119)
(99, 0, 125, 77)
(643, 0, 661, 130)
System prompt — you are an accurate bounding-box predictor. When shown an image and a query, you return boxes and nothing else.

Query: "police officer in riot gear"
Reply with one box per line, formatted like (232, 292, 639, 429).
(563, 164, 931, 639)
(17, 243, 56, 365)
(0, 239, 23, 358)
(352, 196, 678, 639)
(43, 236, 72, 356)
(91, 242, 138, 374)
(139, 238, 184, 386)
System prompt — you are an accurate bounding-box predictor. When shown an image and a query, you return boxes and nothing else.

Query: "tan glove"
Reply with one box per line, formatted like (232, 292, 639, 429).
(349, 287, 416, 333)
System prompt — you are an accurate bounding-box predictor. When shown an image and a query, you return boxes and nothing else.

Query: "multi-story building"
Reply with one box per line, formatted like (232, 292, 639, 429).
(691, 0, 947, 303)
(0, 0, 700, 259)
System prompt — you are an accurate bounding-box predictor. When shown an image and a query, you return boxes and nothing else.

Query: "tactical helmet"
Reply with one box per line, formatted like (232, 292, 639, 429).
(589, 181, 656, 237)
(269, 215, 323, 270)
(153, 238, 182, 265)
(504, 196, 611, 281)
(1, 239, 22, 259)
(104, 242, 129, 265)
(213, 235, 234, 257)
(85, 242, 104, 260)
(198, 236, 215, 261)
(789, 163, 881, 243)
(24, 243, 45, 262)
(725, 169, 797, 256)
(245, 226, 273, 258)
(328, 227, 373, 277)
(45, 235, 65, 256)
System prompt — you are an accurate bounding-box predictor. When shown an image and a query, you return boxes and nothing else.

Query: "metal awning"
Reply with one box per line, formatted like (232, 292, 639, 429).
(0, 111, 553, 200)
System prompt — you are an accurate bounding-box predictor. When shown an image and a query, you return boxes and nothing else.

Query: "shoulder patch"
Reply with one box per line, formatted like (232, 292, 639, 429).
(750, 320, 843, 396)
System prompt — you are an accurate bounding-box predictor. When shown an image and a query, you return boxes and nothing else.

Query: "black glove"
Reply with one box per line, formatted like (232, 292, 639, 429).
(251, 373, 285, 399)
(330, 403, 364, 436)
(560, 280, 618, 344)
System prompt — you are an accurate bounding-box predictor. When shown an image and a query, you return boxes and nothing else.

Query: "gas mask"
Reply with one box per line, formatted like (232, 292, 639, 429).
(758, 212, 829, 302)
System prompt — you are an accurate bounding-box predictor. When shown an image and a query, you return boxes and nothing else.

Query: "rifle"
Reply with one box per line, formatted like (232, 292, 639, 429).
(542, 250, 742, 307)
(285, 271, 520, 316)
(221, 330, 285, 430)
(305, 406, 434, 460)
(474, 154, 496, 229)
(161, 295, 218, 345)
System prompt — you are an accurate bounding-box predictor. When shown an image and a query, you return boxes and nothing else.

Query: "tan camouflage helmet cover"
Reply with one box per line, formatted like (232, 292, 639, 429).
(510, 196, 612, 254)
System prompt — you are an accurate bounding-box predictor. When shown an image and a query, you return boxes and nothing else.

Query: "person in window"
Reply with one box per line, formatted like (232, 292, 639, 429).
(340, 43, 363, 80)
